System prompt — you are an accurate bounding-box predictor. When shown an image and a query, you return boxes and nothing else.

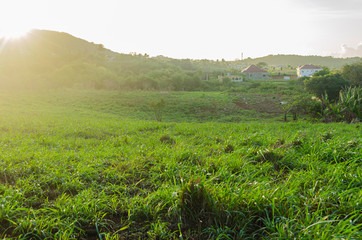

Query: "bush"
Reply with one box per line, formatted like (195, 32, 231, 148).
(150, 99, 166, 122)
(320, 86, 361, 123)
(304, 73, 349, 101)
(341, 62, 362, 87)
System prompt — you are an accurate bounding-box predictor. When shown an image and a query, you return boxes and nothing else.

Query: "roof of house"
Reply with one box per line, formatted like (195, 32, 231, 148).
(298, 64, 323, 70)
(242, 65, 268, 73)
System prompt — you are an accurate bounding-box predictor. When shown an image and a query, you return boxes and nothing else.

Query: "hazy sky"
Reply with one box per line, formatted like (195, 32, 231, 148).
(1, 0, 361, 60)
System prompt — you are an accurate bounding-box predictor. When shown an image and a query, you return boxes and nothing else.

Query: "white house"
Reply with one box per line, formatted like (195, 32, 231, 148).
(218, 74, 243, 83)
(297, 64, 323, 77)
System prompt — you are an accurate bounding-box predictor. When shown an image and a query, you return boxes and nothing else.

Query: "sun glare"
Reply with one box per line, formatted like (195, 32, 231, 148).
(0, 26, 31, 39)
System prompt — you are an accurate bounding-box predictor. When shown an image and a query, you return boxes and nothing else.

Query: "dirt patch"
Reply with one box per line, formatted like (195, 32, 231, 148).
(234, 102, 253, 110)
(233, 94, 284, 114)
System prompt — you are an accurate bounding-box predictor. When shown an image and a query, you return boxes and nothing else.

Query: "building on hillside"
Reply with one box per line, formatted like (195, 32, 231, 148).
(297, 64, 323, 77)
(218, 73, 243, 83)
(241, 65, 269, 79)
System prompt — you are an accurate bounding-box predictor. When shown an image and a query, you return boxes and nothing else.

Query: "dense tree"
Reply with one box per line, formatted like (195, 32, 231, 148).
(170, 73, 185, 91)
(183, 73, 202, 91)
(341, 62, 362, 86)
(313, 67, 330, 77)
(304, 73, 349, 101)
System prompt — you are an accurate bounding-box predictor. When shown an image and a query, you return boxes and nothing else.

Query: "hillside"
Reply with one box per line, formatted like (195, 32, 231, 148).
(0, 30, 204, 90)
(236, 54, 361, 69)
(1, 29, 361, 90)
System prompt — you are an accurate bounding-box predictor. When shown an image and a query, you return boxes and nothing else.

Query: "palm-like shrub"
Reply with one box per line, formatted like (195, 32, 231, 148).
(321, 86, 361, 122)
(338, 86, 361, 121)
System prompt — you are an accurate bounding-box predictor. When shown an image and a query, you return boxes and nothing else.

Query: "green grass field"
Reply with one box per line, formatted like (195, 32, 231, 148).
(0, 90, 361, 239)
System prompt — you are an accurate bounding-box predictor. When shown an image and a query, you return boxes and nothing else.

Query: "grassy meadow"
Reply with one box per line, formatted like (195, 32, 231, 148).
(0, 90, 361, 239)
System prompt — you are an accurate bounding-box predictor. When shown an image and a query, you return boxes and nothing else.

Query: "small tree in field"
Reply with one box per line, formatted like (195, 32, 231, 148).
(150, 98, 166, 122)
(282, 94, 317, 121)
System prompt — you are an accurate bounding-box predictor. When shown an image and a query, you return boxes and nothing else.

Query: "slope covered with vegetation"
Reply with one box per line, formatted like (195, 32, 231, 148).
(1, 30, 361, 91)
(0, 30, 361, 239)
(0, 90, 361, 239)
(239, 54, 362, 69)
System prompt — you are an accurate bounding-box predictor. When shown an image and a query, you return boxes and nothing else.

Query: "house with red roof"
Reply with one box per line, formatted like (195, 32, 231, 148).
(241, 65, 269, 79)
(297, 64, 323, 77)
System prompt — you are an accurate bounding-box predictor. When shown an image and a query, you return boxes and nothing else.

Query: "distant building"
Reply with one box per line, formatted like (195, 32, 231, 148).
(241, 65, 269, 79)
(297, 64, 323, 77)
(218, 74, 243, 83)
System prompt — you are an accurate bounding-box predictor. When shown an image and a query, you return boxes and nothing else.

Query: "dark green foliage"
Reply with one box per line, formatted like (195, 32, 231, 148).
(312, 67, 330, 77)
(341, 62, 362, 86)
(307, 99, 323, 118)
(304, 73, 349, 101)
(337, 86, 362, 121)
(320, 86, 361, 122)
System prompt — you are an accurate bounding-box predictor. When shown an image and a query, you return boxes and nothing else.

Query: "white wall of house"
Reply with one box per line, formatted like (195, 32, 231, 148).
(297, 68, 322, 77)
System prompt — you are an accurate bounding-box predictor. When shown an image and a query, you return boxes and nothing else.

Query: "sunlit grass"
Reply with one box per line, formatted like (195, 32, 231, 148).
(0, 90, 361, 239)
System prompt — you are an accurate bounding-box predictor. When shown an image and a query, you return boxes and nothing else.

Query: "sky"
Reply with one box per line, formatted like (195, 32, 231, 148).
(0, 0, 361, 60)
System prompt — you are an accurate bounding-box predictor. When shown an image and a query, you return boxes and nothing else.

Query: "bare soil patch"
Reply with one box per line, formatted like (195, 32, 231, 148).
(233, 94, 284, 114)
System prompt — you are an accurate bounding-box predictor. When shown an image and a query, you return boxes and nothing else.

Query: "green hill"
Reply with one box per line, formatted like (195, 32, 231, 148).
(1, 29, 361, 90)
(237, 54, 361, 69)
(0, 30, 204, 90)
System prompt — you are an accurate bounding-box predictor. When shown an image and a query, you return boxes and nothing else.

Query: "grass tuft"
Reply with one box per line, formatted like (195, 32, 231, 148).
(224, 144, 234, 153)
(160, 135, 176, 145)
(179, 178, 216, 230)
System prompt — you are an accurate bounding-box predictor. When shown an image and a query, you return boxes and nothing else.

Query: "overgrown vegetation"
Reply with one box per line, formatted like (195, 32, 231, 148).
(1, 30, 361, 92)
(0, 29, 361, 239)
(320, 86, 361, 123)
(0, 90, 361, 239)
